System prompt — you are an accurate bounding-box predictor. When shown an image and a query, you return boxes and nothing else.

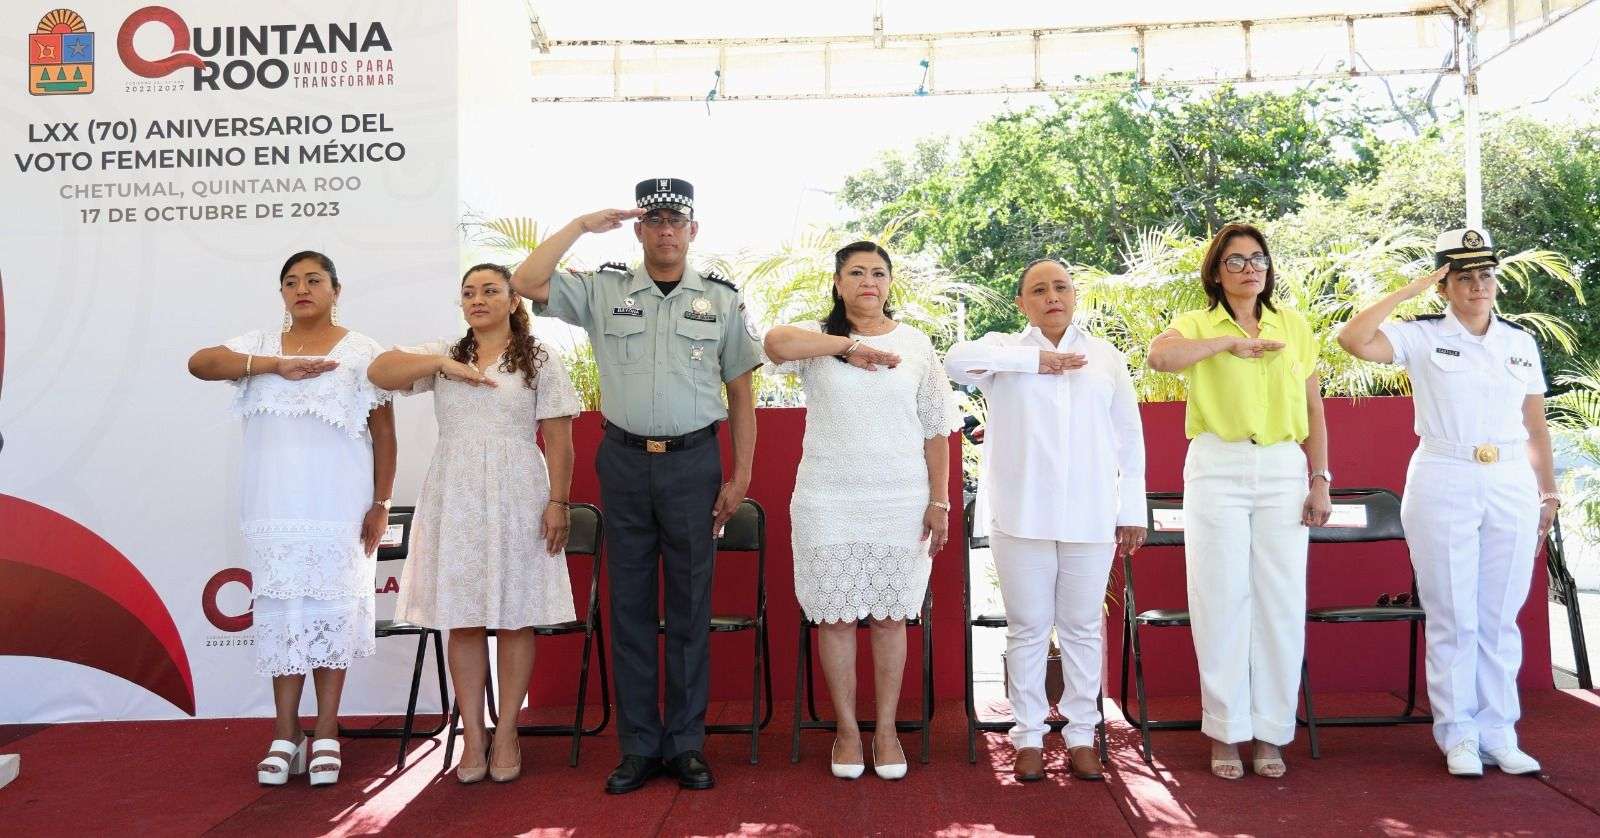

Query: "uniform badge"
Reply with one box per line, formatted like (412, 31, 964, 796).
(611, 299, 644, 317)
(623, 297, 635, 308)
(1462, 230, 1484, 248)
(1434, 347, 1460, 357)
(683, 297, 718, 323)
(691, 346, 704, 361)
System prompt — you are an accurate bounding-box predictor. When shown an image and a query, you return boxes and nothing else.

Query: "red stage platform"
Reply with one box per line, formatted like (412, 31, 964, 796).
(2, 692, 1597, 836)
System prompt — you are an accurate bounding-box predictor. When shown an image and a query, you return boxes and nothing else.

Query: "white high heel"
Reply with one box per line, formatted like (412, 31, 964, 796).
(872, 738, 908, 781)
(257, 737, 307, 786)
(830, 737, 865, 780)
(307, 738, 342, 787)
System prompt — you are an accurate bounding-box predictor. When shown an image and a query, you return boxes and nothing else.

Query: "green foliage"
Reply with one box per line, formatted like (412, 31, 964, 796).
(1548, 359, 1600, 541)
(841, 81, 1382, 337)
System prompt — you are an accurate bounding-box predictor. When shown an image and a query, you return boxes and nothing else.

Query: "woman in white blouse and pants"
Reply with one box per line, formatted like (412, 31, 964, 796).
(946, 259, 1147, 782)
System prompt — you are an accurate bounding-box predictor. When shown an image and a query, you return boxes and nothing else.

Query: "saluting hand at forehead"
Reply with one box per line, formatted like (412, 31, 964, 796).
(578, 208, 645, 234)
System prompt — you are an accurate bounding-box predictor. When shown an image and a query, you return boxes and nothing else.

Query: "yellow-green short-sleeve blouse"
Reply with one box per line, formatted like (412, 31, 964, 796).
(1169, 304, 1316, 444)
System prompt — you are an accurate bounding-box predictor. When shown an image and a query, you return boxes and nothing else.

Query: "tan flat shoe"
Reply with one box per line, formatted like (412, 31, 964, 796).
(1068, 746, 1104, 781)
(1013, 747, 1045, 782)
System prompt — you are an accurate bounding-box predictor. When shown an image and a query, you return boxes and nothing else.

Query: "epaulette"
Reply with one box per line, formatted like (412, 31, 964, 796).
(1406, 313, 1446, 322)
(598, 261, 631, 275)
(1494, 315, 1527, 332)
(702, 268, 738, 291)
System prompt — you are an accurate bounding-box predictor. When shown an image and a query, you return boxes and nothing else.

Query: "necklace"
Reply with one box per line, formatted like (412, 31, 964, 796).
(852, 316, 895, 336)
(286, 328, 332, 356)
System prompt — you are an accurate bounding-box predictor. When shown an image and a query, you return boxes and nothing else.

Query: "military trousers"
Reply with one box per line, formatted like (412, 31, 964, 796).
(596, 426, 722, 759)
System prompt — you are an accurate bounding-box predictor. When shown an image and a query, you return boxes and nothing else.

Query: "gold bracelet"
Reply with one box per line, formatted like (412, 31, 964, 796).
(244, 353, 253, 377)
(548, 499, 571, 508)
(928, 500, 951, 511)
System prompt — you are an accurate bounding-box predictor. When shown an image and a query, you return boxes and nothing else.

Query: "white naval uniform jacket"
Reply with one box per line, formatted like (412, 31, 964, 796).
(1378, 308, 1547, 446)
(945, 324, 1147, 543)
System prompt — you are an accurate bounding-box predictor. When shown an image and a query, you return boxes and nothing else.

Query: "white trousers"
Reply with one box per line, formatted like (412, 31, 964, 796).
(989, 532, 1114, 749)
(1183, 434, 1309, 746)
(1402, 452, 1538, 753)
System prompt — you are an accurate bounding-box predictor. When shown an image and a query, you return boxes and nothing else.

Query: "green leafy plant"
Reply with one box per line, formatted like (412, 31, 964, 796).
(1548, 359, 1600, 540)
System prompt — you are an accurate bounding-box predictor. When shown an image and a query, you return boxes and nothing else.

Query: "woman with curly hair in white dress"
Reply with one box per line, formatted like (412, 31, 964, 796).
(369, 263, 581, 784)
(188, 250, 397, 788)
(764, 241, 960, 780)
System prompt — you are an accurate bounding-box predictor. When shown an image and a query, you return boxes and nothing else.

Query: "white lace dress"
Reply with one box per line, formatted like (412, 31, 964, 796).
(773, 322, 961, 623)
(392, 340, 582, 629)
(223, 329, 392, 677)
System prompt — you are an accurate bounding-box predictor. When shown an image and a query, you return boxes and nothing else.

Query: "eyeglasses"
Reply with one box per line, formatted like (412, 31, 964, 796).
(1222, 254, 1271, 273)
(641, 215, 691, 229)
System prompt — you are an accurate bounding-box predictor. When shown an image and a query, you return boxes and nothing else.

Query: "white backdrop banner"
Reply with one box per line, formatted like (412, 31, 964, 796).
(0, 1, 459, 722)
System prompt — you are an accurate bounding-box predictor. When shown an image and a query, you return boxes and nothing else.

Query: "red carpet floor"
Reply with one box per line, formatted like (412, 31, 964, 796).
(2, 691, 1598, 837)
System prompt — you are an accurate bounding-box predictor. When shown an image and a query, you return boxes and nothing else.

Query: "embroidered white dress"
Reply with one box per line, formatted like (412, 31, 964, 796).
(773, 322, 960, 623)
(223, 329, 391, 677)
(392, 340, 582, 629)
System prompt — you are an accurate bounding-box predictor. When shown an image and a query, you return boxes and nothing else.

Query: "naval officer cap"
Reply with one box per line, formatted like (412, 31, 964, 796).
(636, 178, 695, 217)
(1434, 228, 1498, 271)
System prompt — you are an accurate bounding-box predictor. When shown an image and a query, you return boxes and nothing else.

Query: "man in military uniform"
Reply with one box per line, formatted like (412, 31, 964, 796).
(511, 178, 761, 793)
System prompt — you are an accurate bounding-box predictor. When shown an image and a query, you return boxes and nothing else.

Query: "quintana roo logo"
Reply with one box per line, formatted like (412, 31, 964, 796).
(0, 272, 197, 715)
(28, 8, 95, 95)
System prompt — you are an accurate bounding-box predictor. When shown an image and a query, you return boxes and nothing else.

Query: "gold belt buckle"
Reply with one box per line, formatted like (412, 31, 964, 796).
(645, 439, 668, 454)
(1473, 443, 1500, 464)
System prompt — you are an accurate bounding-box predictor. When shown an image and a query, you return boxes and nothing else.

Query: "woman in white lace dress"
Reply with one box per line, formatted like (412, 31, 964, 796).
(188, 251, 396, 788)
(764, 241, 959, 780)
(369, 263, 581, 784)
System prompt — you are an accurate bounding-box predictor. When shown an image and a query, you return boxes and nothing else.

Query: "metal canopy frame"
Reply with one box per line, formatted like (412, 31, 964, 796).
(525, 0, 1597, 226)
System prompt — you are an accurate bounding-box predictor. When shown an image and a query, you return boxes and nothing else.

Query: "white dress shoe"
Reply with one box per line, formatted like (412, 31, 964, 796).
(1446, 739, 1483, 777)
(830, 737, 864, 780)
(1481, 745, 1541, 775)
(872, 738, 908, 781)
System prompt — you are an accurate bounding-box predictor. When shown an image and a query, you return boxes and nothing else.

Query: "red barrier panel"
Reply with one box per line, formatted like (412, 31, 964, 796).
(528, 397, 1552, 707)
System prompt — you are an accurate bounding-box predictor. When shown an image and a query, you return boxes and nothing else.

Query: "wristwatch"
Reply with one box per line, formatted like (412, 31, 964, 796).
(1309, 470, 1332, 485)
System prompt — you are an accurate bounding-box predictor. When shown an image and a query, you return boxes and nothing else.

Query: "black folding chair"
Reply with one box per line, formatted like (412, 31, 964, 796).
(1118, 491, 1314, 763)
(443, 503, 611, 768)
(790, 587, 935, 765)
(657, 498, 773, 764)
(1546, 513, 1593, 689)
(334, 505, 448, 770)
(962, 499, 1107, 764)
(1299, 488, 1431, 755)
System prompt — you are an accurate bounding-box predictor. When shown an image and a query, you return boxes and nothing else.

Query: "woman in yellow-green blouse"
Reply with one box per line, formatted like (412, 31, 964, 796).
(1147, 222, 1332, 781)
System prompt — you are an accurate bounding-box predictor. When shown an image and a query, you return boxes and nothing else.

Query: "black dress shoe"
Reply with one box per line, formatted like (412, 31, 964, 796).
(666, 750, 715, 790)
(604, 754, 663, 795)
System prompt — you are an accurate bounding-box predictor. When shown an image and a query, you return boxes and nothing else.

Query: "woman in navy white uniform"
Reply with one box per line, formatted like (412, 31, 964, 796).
(1337, 228, 1560, 777)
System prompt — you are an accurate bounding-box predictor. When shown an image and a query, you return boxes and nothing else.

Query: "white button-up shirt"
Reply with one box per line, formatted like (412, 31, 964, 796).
(1379, 308, 1546, 445)
(946, 324, 1146, 543)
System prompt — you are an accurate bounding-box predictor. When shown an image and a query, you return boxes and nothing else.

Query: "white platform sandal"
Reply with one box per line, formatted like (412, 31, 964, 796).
(257, 738, 307, 786)
(308, 738, 342, 787)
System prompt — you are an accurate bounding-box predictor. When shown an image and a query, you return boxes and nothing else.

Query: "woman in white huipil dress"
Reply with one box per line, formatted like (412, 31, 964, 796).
(188, 250, 396, 789)
(764, 241, 959, 781)
(369, 263, 581, 784)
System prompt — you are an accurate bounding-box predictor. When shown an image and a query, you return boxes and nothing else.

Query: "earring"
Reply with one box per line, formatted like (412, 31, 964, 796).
(330, 302, 340, 326)
(282, 310, 292, 332)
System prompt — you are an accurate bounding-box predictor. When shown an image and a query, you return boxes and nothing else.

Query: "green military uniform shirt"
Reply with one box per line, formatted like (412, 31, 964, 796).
(534, 262, 763, 437)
